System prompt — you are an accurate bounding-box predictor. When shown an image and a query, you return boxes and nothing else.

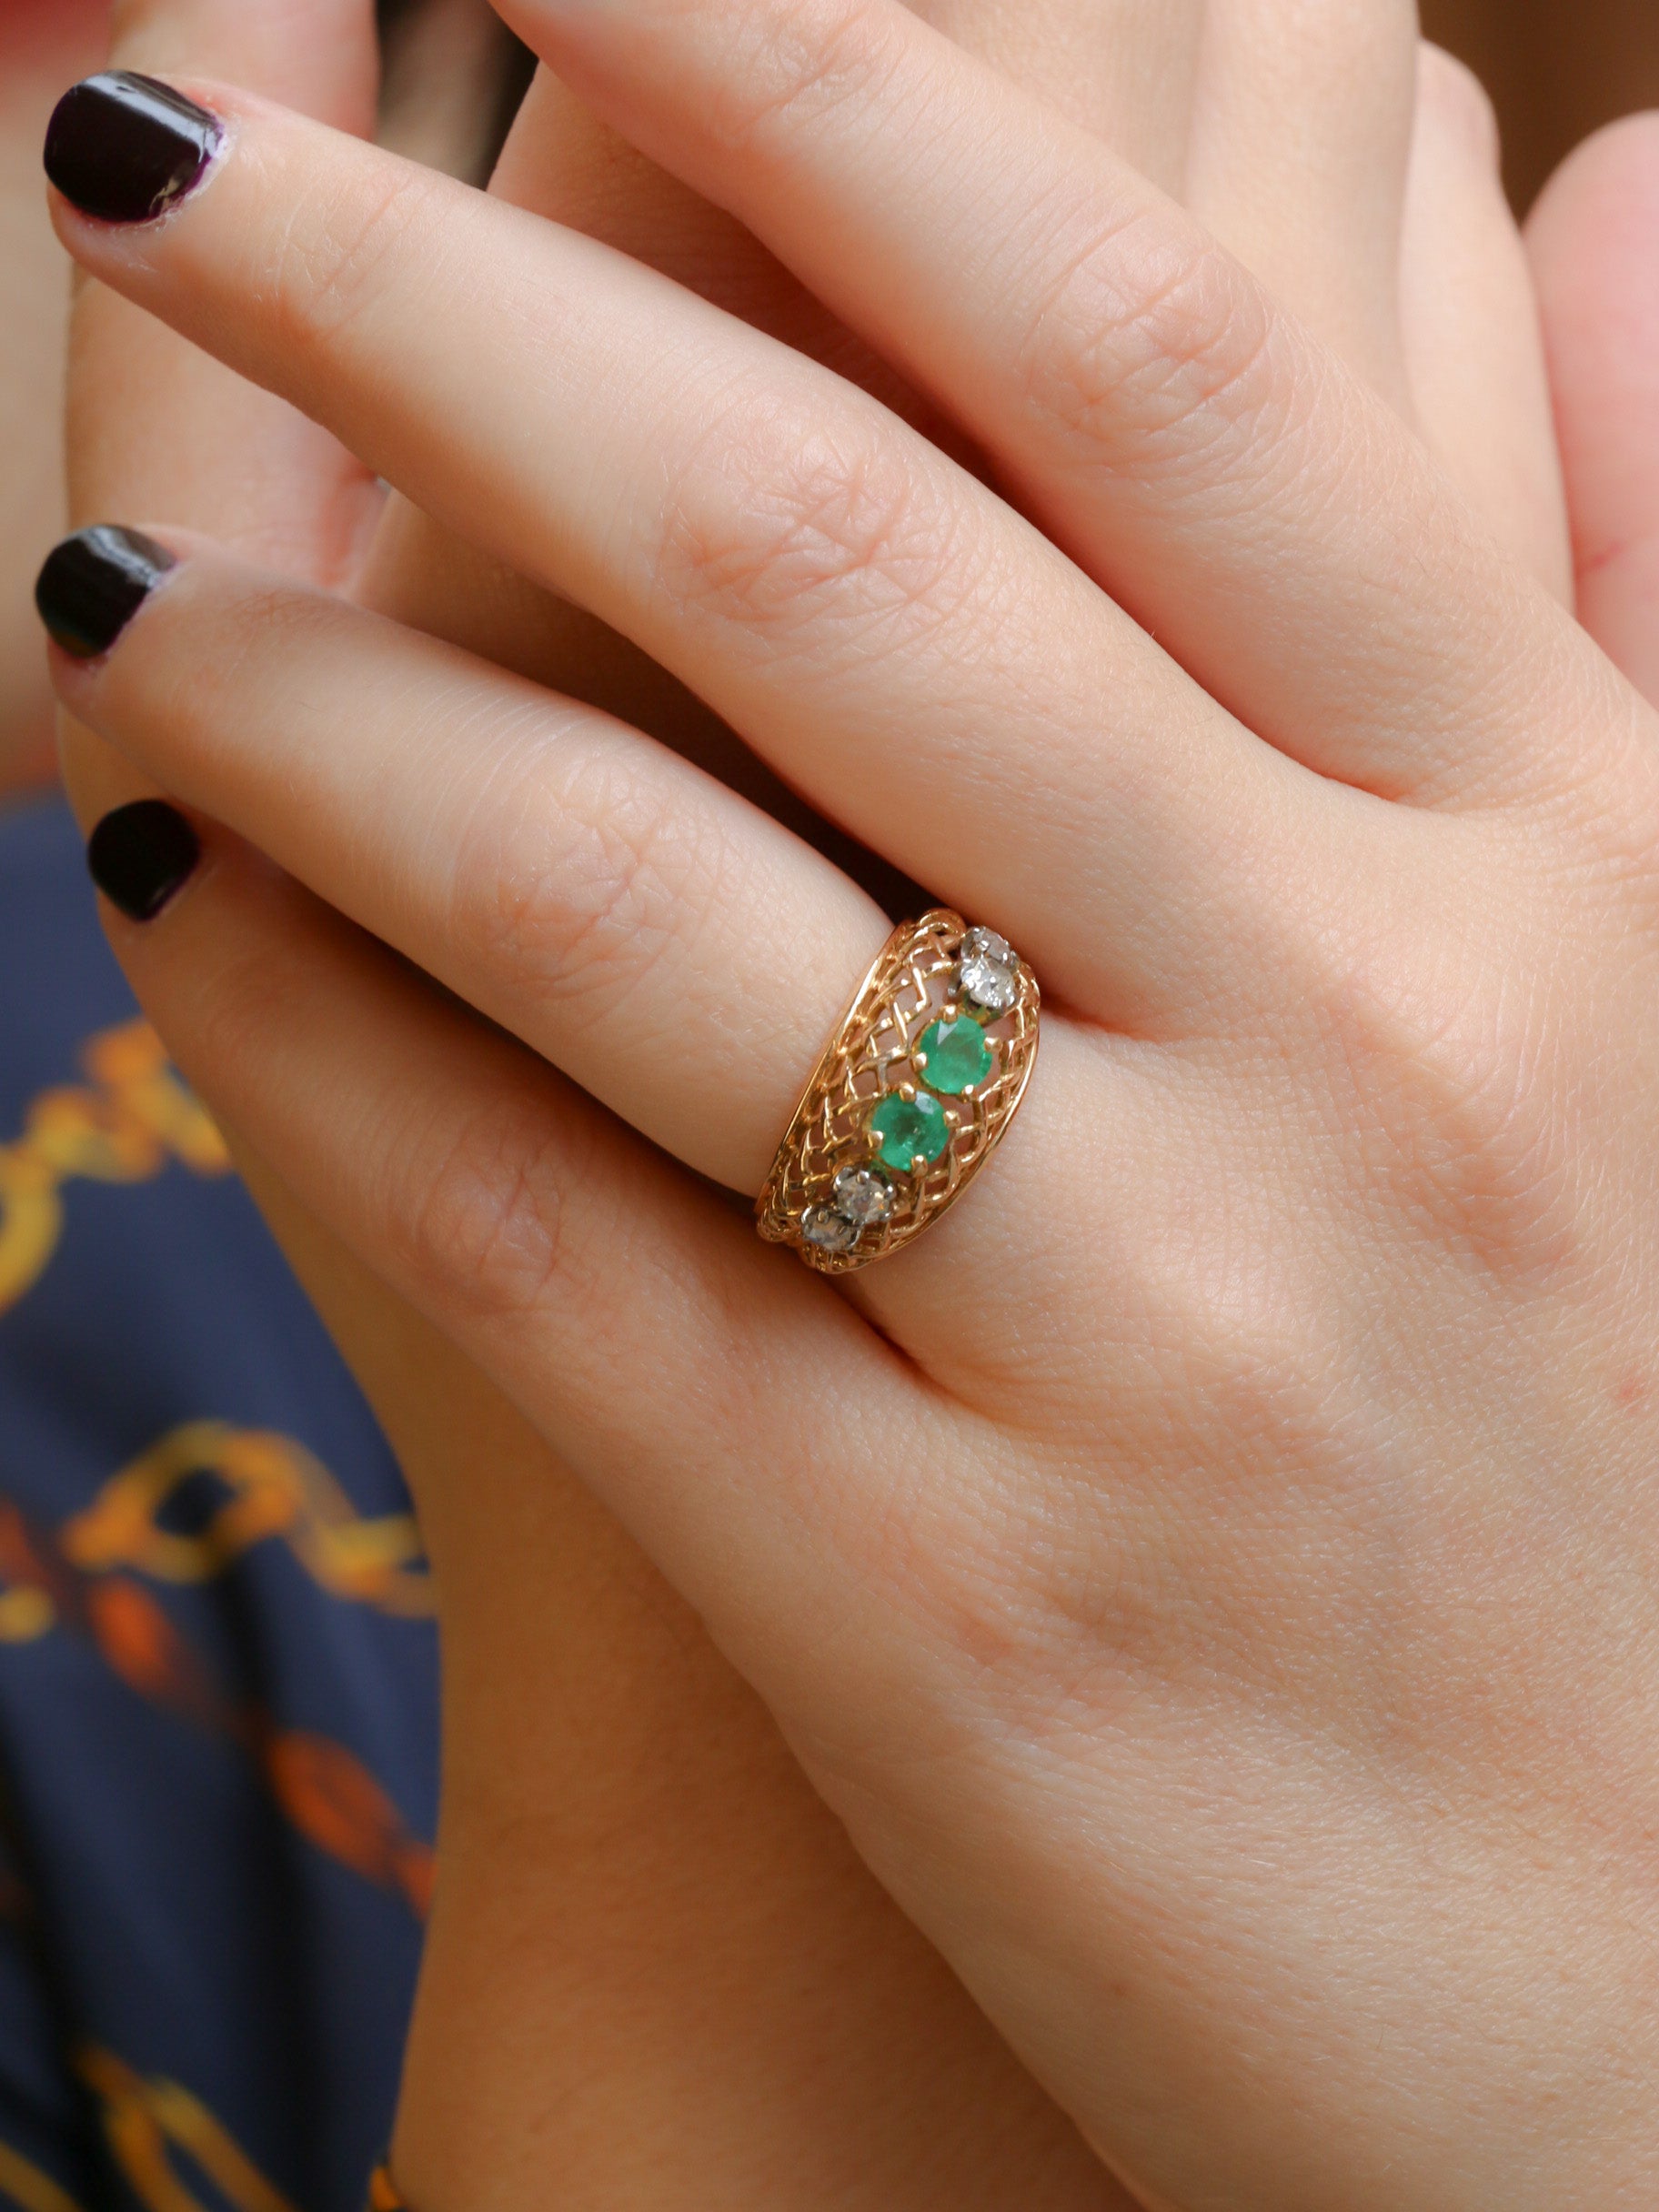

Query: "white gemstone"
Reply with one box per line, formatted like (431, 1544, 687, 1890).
(958, 951, 1018, 1016)
(961, 926, 1014, 969)
(832, 1164, 893, 1227)
(801, 1204, 860, 1255)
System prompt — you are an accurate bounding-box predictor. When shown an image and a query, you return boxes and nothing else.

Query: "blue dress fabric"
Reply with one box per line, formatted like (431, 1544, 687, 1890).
(0, 794, 437, 2211)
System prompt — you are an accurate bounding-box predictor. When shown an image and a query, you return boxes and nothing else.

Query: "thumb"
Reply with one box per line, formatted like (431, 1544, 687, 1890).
(1528, 113, 1659, 704)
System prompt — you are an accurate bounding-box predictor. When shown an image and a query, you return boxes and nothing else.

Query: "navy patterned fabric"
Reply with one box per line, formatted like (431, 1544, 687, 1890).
(0, 793, 437, 2211)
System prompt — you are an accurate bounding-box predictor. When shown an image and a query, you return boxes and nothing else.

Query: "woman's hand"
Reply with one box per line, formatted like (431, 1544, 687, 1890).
(53, 7, 1145, 2207)
(52, 8, 1554, 2210)
(45, 5, 1654, 2207)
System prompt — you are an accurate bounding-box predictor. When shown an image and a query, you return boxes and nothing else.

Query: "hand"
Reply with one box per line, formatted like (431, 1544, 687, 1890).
(55, 6, 1136, 2207)
(54, 5, 1278, 2207)
(48, 8, 1654, 2203)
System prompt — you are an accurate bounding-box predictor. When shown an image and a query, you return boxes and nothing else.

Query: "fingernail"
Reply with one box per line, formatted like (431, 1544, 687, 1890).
(86, 800, 201, 923)
(45, 72, 223, 225)
(35, 528, 176, 660)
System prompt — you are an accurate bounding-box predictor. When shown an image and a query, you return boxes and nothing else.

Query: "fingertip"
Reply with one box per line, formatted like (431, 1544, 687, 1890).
(35, 526, 180, 662)
(43, 71, 225, 227)
(86, 796, 202, 923)
(1527, 115, 1659, 698)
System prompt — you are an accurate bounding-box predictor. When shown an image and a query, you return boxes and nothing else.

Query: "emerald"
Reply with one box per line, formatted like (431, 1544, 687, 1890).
(916, 1016, 992, 1095)
(870, 1092, 950, 1172)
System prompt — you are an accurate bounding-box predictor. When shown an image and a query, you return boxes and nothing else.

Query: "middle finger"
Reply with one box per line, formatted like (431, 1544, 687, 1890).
(44, 77, 1308, 1029)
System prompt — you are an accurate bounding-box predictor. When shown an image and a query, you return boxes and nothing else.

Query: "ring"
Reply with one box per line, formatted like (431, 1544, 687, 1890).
(757, 910, 1041, 1272)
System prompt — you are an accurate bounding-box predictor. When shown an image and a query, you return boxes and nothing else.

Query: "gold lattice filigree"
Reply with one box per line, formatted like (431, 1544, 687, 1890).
(756, 910, 1041, 1273)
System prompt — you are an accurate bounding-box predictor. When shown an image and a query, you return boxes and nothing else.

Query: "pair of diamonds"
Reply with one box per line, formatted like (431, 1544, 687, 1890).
(801, 1163, 897, 1256)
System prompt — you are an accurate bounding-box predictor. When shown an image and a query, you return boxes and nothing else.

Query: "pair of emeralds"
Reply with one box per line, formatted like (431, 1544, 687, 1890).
(799, 928, 1021, 1257)
(867, 1010, 997, 1173)
(801, 1010, 995, 1254)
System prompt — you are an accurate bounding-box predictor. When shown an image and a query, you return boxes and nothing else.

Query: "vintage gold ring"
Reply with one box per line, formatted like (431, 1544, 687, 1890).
(756, 910, 1041, 1273)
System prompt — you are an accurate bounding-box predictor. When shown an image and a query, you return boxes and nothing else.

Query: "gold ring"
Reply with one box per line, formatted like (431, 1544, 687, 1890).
(757, 910, 1041, 1272)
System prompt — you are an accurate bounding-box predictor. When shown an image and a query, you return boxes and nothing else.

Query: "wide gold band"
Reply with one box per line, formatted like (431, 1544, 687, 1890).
(756, 910, 1040, 1273)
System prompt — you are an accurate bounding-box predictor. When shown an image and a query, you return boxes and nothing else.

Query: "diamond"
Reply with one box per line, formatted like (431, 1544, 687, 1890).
(832, 1164, 894, 1227)
(870, 1091, 950, 1171)
(961, 927, 1014, 968)
(916, 1015, 993, 1095)
(800, 1204, 861, 1255)
(958, 950, 1018, 1017)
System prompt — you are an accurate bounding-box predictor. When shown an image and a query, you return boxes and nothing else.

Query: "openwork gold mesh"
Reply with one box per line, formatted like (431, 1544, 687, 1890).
(756, 910, 1041, 1273)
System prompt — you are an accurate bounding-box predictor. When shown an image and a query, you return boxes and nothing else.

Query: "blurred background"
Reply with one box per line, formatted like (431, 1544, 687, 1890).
(1426, 0, 1659, 207)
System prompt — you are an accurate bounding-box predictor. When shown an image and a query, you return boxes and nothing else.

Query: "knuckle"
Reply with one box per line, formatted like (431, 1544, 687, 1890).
(659, 388, 964, 649)
(269, 162, 445, 359)
(1020, 218, 1293, 483)
(446, 740, 723, 1039)
(391, 1091, 574, 1328)
(699, 0, 902, 158)
(187, 930, 306, 1092)
(175, 587, 329, 732)
(1311, 933, 1574, 1280)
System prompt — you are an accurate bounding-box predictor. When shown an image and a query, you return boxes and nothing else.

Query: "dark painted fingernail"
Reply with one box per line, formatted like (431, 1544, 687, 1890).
(36, 528, 176, 660)
(45, 72, 223, 225)
(87, 801, 200, 922)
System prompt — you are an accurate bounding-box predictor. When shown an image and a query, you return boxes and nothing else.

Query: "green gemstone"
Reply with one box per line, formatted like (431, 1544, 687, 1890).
(870, 1091, 950, 1172)
(916, 1016, 993, 1096)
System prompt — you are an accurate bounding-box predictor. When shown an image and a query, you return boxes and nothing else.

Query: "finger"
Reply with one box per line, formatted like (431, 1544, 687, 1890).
(83, 813, 955, 1696)
(106, 0, 377, 126)
(45, 89, 1305, 1022)
(917, 0, 1203, 186)
(1527, 113, 1659, 705)
(57, 3, 381, 849)
(44, 533, 1214, 1375)
(1398, 45, 1570, 600)
(354, 0, 1209, 765)
(1186, 0, 1417, 404)
(47, 531, 889, 1196)
(92, 827, 1120, 2207)
(474, 0, 1595, 801)
(67, 7, 380, 566)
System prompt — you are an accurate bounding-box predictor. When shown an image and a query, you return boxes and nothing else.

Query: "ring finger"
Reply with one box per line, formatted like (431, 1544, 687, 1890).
(43, 533, 1138, 1345)
(43, 533, 887, 1197)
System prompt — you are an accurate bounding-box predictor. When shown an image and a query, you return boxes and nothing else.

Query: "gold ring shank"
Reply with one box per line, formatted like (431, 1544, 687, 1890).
(756, 910, 1040, 1273)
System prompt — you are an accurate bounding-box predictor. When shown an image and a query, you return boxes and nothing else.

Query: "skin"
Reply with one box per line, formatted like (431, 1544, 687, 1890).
(55, 7, 1196, 2208)
(0, 2, 107, 799)
(40, 3, 1659, 2207)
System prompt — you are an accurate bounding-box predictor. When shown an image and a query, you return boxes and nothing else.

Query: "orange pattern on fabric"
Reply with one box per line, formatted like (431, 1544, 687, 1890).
(62, 1423, 430, 1618)
(262, 1734, 435, 1917)
(0, 1470, 435, 1916)
(77, 2048, 297, 2212)
(0, 1020, 229, 1315)
(0, 2140, 85, 2212)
